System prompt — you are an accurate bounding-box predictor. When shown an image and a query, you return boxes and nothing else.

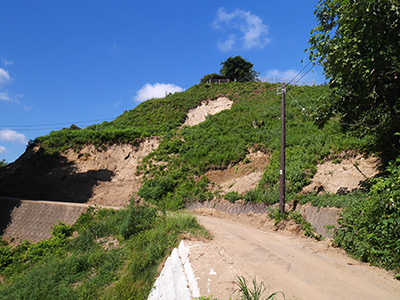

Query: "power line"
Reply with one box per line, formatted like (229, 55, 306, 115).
(287, 92, 306, 112)
(293, 65, 315, 85)
(0, 118, 114, 129)
(3, 127, 70, 132)
(285, 61, 313, 87)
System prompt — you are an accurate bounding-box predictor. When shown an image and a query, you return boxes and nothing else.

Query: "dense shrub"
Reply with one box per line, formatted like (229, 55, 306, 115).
(119, 200, 158, 239)
(224, 191, 242, 202)
(138, 176, 176, 204)
(334, 157, 400, 272)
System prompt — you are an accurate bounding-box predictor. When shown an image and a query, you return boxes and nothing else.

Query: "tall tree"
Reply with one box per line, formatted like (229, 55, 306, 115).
(220, 56, 259, 82)
(308, 0, 400, 158)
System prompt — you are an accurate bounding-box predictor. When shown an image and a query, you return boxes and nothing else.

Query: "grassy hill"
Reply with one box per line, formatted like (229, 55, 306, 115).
(33, 82, 369, 210)
(1, 82, 399, 298)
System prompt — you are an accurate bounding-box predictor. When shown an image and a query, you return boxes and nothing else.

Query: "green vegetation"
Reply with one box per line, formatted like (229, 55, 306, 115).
(307, 0, 400, 275)
(0, 159, 7, 167)
(195, 276, 284, 300)
(219, 56, 259, 82)
(235, 276, 285, 300)
(268, 207, 321, 240)
(33, 81, 370, 212)
(333, 158, 400, 273)
(1, 0, 398, 292)
(0, 201, 209, 299)
(28, 77, 398, 276)
(137, 82, 367, 209)
(308, 0, 400, 162)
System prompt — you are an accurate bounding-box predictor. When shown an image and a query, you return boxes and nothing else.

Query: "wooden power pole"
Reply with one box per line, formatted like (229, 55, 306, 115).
(279, 83, 286, 215)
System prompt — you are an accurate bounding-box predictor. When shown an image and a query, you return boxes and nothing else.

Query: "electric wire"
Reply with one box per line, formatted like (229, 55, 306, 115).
(292, 64, 315, 86)
(284, 61, 313, 87)
(287, 92, 306, 111)
(0, 118, 114, 128)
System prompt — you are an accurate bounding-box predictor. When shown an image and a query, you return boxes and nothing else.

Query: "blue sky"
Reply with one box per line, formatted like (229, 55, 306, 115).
(0, 0, 324, 163)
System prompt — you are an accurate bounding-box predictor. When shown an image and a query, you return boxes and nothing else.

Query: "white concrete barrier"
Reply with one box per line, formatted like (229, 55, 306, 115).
(148, 241, 200, 300)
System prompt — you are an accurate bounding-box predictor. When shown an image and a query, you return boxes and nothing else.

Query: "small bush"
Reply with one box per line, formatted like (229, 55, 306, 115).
(224, 191, 242, 202)
(119, 200, 158, 240)
(268, 208, 321, 240)
(138, 176, 176, 204)
(51, 221, 73, 239)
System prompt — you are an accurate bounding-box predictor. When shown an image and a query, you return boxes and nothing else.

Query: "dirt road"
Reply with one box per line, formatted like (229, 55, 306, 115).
(187, 215, 400, 300)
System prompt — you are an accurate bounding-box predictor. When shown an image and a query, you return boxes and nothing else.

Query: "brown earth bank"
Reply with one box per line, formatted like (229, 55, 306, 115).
(301, 150, 380, 194)
(204, 146, 270, 195)
(0, 137, 160, 207)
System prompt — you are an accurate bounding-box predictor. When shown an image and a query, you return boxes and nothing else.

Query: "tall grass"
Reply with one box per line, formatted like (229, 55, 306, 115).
(0, 201, 209, 299)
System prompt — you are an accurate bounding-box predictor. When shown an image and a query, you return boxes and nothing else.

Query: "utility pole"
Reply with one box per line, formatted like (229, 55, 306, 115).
(278, 83, 286, 215)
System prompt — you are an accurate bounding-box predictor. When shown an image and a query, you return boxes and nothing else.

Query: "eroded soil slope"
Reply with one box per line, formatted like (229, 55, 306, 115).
(0, 137, 160, 207)
(182, 97, 233, 127)
(302, 151, 380, 194)
(205, 147, 270, 195)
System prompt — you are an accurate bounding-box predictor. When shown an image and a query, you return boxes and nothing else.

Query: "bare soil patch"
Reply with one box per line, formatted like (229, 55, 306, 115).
(64, 137, 160, 207)
(302, 151, 380, 194)
(182, 97, 233, 127)
(0, 137, 160, 207)
(205, 148, 270, 195)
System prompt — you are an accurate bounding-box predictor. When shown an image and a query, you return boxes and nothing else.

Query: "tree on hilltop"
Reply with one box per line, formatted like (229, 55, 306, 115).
(219, 56, 259, 82)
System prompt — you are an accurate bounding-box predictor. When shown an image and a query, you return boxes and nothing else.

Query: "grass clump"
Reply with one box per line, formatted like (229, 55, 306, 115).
(268, 208, 321, 240)
(235, 276, 285, 300)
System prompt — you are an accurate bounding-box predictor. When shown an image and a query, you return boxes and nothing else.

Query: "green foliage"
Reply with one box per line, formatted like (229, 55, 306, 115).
(224, 191, 242, 202)
(51, 221, 73, 239)
(235, 276, 285, 300)
(308, 0, 400, 160)
(0, 204, 208, 299)
(220, 56, 259, 82)
(119, 200, 158, 240)
(0, 159, 7, 167)
(268, 208, 321, 240)
(138, 176, 176, 205)
(200, 73, 220, 84)
(137, 82, 368, 209)
(334, 156, 400, 272)
(298, 190, 367, 209)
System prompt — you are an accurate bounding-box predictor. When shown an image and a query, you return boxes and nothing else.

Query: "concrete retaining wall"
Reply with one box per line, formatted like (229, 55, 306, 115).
(187, 200, 341, 238)
(0, 197, 89, 243)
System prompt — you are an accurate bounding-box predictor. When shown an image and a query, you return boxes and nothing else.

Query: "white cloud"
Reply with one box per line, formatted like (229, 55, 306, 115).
(0, 129, 28, 144)
(262, 69, 318, 85)
(0, 91, 31, 110)
(0, 91, 11, 101)
(213, 8, 270, 52)
(264, 69, 299, 80)
(0, 68, 11, 87)
(0, 146, 7, 154)
(217, 34, 236, 52)
(135, 83, 184, 102)
(2, 59, 13, 66)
